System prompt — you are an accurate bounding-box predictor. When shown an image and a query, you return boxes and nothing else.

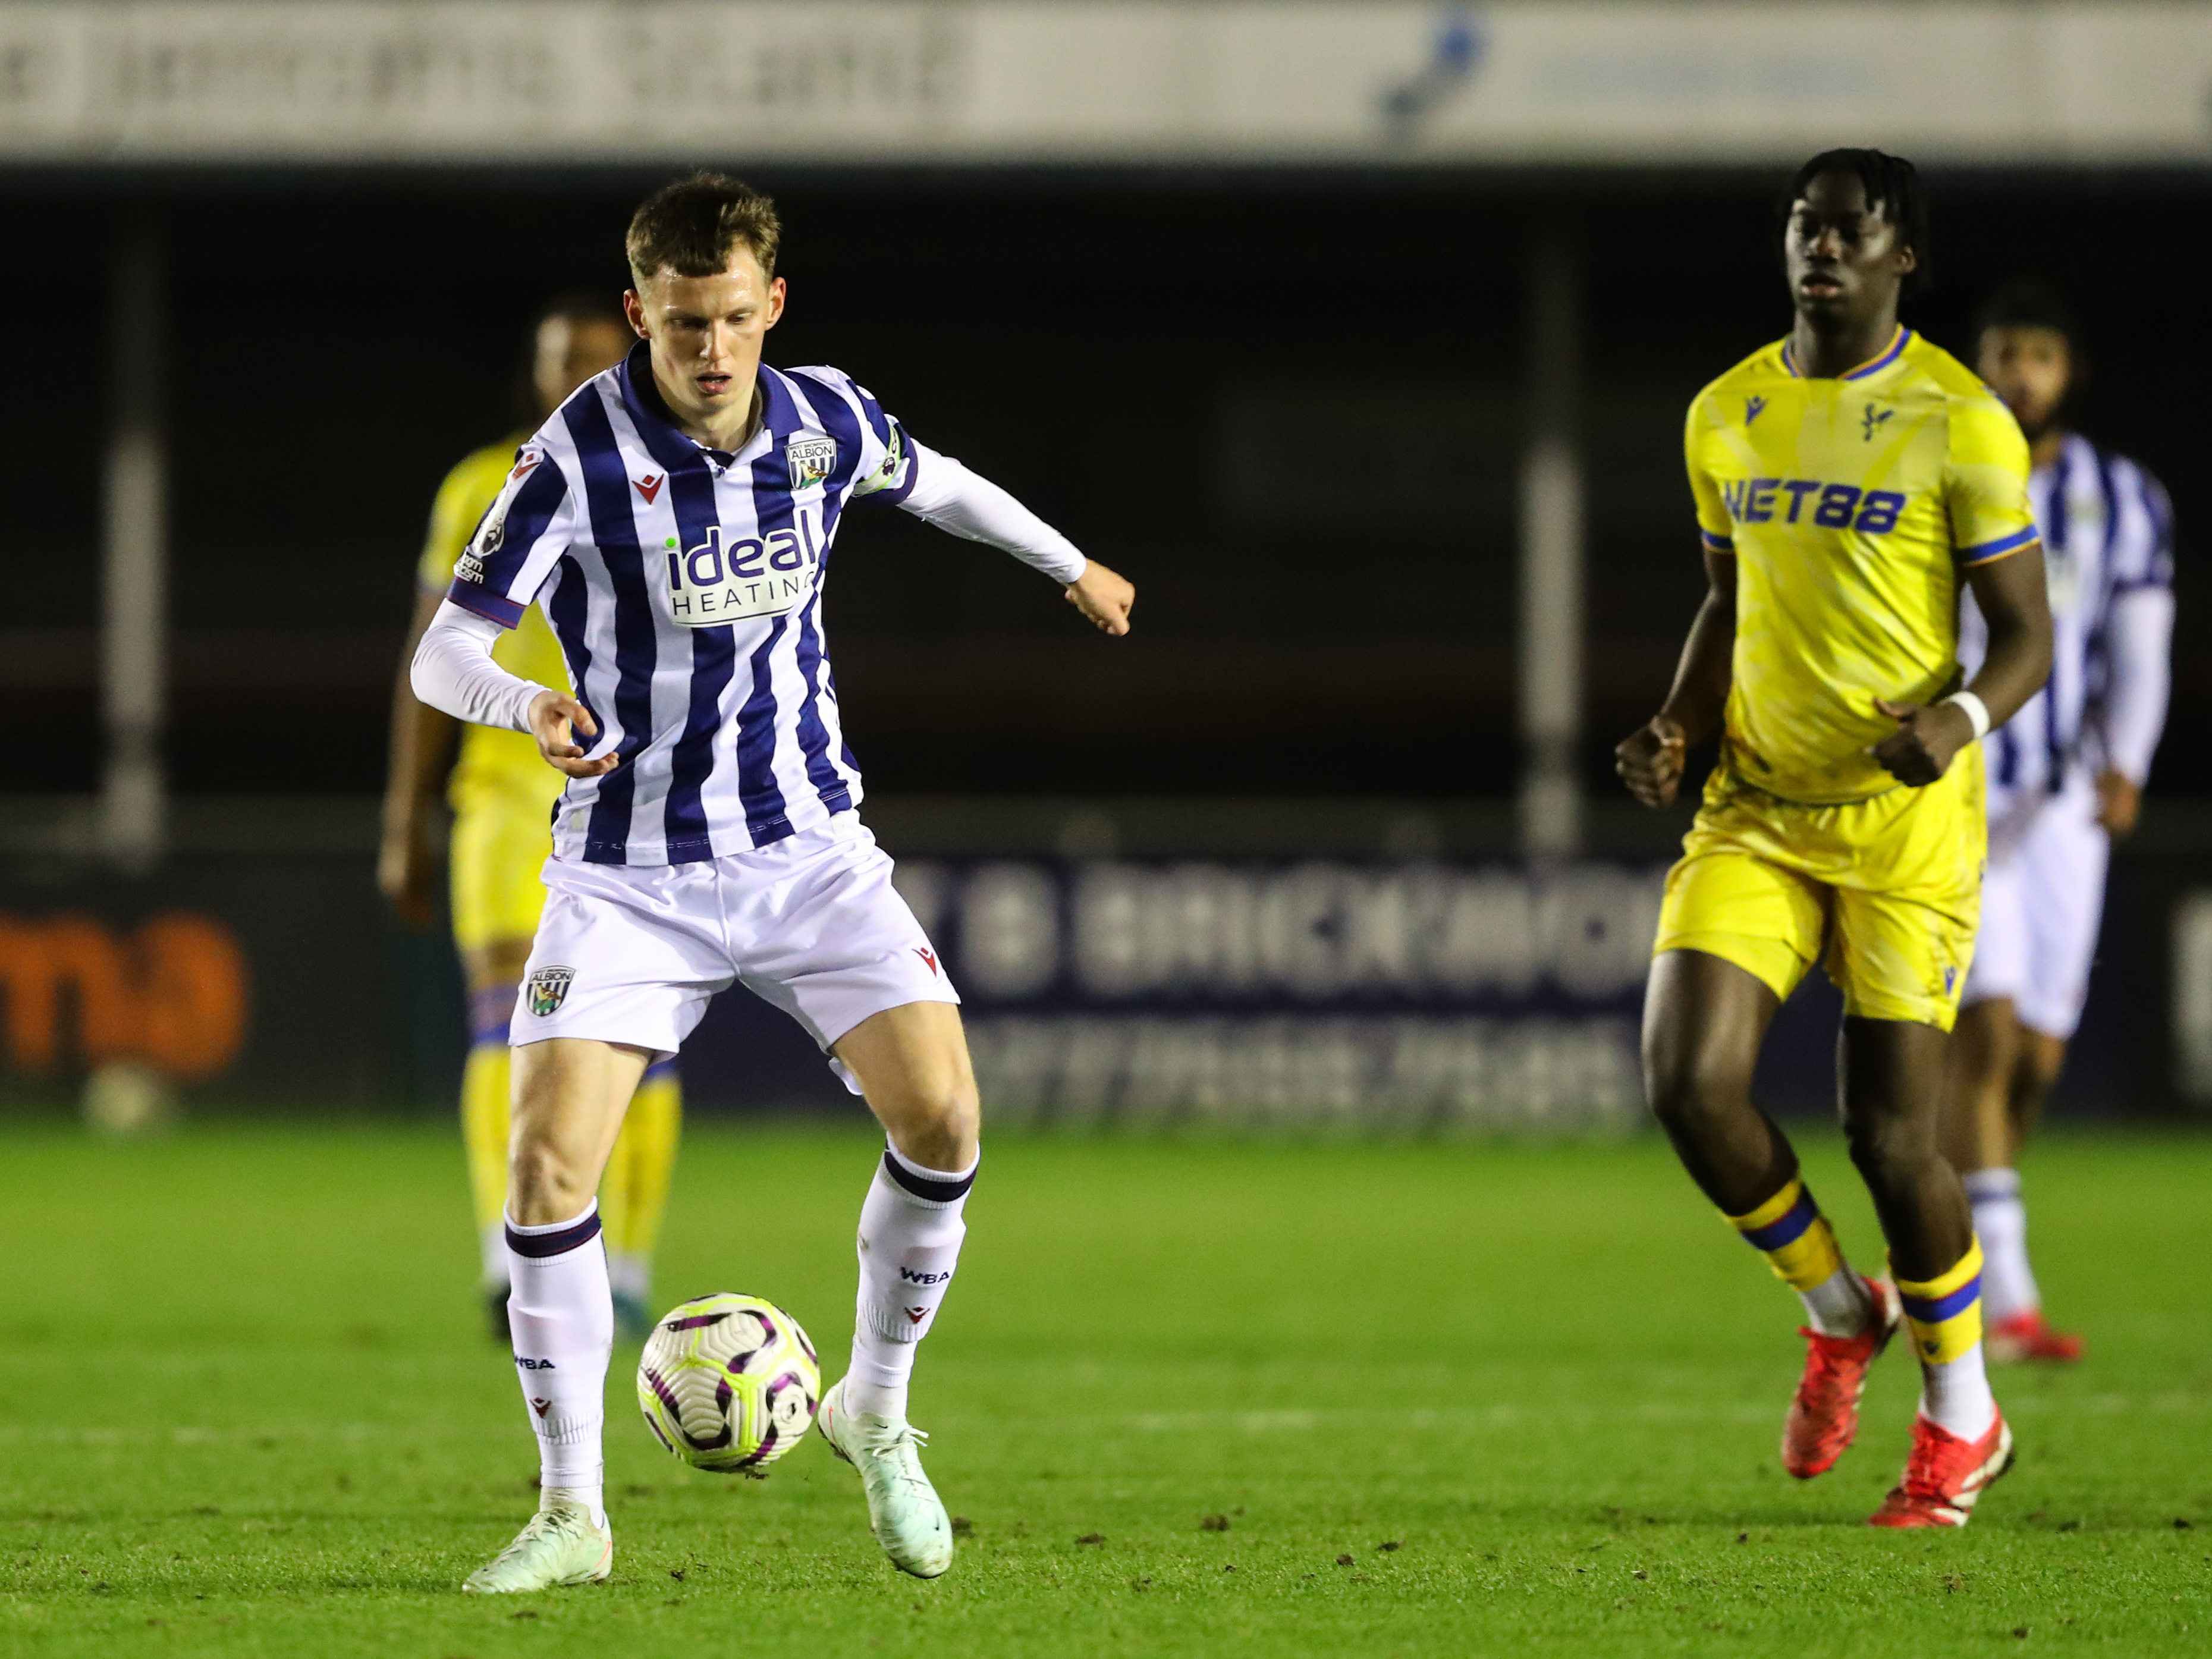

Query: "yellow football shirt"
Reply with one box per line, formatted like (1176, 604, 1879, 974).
(416, 433, 571, 813)
(1684, 326, 2035, 805)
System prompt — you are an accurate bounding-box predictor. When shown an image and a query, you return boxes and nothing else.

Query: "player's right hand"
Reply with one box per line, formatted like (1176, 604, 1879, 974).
(1614, 715, 1686, 810)
(1066, 560, 1135, 637)
(529, 691, 621, 778)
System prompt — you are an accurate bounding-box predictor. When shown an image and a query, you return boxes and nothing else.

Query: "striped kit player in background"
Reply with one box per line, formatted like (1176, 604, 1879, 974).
(1944, 281, 2175, 1365)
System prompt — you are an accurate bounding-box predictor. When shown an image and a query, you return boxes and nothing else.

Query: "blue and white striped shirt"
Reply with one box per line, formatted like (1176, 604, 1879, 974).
(1960, 432, 2174, 803)
(446, 345, 923, 865)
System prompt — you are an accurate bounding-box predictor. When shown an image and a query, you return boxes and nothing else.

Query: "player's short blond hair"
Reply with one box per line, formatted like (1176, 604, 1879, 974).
(626, 172, 782, 288)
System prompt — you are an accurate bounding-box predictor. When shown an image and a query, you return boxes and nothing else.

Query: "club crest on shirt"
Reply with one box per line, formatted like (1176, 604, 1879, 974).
(787, 435, 837, 491)
(526, 965, 574, 1017)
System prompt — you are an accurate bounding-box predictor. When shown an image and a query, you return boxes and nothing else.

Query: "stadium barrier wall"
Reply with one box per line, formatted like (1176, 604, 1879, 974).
(0, 845, 2204, 1124)
(7, 2, 2212, 168)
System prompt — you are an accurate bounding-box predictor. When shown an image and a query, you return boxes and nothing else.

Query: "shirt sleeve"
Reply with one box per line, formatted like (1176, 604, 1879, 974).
(1683, 395, 1734, 554)
(417, 450, 499, 595)
(2093, 460, 2176, 784)
(443, 448, 578, 630)
(894, 439, 1087, 584)
(410, 601, 554, 733)
(1945, 392, 2038, 565)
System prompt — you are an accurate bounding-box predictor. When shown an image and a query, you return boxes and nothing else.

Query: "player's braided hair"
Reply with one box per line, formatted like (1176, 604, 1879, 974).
(627, 172, 783, 286)
(1783, 147, 1932, 297)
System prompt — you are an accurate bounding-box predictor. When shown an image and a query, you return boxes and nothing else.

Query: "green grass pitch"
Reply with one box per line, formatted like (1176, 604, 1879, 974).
(1, 1120, 2207, 1657)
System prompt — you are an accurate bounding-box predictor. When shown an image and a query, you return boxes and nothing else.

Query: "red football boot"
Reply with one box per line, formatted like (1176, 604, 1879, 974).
(1868, 1410, 2015, 1528)
(1781, 1275, 1900, 1479)
(1985, 1309, 2084, 1363)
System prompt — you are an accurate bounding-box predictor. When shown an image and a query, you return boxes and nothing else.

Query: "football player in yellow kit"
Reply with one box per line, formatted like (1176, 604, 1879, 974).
(380, 298, 683, 1340)
(1616, 150, 2053, 1528)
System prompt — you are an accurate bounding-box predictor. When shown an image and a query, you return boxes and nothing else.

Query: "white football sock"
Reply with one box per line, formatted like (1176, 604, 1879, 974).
(507, 1200, 612, 1527)
(1962, 1168, 2038, 1322)
(1799, 1265, 1875, 1338)
(1921, 1344, 1997, 1441)
(847, 1142, 975, 1421)
(479, 1222, 508, 1290)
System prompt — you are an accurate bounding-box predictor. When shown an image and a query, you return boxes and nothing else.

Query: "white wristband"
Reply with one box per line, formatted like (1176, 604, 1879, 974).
(1941, 690, 1991, 742)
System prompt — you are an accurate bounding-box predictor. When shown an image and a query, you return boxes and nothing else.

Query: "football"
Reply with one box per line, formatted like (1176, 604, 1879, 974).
(636, 1292, 821, 1474)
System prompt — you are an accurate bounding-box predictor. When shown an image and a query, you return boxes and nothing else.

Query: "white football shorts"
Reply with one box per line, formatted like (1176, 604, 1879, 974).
(512, 814, 958, 1088)
(1962, 775, 2110, 1039)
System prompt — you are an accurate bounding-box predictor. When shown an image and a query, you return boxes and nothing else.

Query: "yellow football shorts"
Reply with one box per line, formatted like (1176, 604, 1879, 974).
(1654, 755, 1985, 1031)
(449, 781, 556, 953)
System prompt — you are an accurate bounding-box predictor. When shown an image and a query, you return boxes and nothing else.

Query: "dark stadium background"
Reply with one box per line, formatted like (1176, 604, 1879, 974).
(4, 172, 2205, 798)
(0, 167, 2203, 1112)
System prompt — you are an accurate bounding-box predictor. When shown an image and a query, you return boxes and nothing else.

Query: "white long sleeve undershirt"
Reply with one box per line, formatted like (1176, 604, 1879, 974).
(411, 602, 551, 733)
(897, 442, 1088, 585)
(413, 445, 1086, 735)
(2096, 584, 2175, 785)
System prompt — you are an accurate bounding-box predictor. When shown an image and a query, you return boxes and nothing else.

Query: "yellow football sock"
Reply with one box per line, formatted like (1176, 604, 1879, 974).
(1895, 1240, 1987, 1365)
(1725, 1175, 1846, 1292)
(461, 1039, 513, 1249)
(602, 1063, 683, 1293)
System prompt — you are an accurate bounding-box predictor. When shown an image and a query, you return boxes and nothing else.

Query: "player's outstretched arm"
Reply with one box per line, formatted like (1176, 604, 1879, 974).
(1616, 546, 1737, 809)
(891, 442, 1132, 637)
(379, 586, 462, 926)
(1873, 545, 2054, 787)
(410, 600, 618, 779)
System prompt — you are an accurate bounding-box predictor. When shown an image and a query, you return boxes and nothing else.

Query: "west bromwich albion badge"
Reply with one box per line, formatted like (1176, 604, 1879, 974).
(787, 435, 837, 490)
(526, 966, 574, 1017)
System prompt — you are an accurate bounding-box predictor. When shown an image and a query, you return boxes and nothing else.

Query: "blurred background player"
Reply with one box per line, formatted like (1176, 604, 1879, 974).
(379, 297, 684, 1341)
(1616, 149, 2053, 1528)
(1944, 282, 2175, 1363)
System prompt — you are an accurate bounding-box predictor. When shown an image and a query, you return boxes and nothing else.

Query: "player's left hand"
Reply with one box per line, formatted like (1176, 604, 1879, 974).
(2095, 767, 2142, 837)
(1871, 697, 1974, 787)
(1066, 560, 1135, 636)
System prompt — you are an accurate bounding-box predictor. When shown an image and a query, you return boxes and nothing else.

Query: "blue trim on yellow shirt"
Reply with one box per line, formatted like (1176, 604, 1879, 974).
(1958, 525, 2038, 565)
(1780, 325, 1909, 382)
(1845, 327, 1911, 381)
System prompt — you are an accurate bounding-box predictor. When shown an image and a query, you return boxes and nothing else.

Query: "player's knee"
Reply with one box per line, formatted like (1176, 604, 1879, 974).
(1842, 1108, 1933, 1188)
(1642, 1035, 1752, 1138)
(507, 1133, 596, 1227)
(881, 1072, 981, 1171)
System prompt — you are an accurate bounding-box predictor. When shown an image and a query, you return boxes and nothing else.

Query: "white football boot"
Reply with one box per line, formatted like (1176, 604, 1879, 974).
(460, 1492, 612, 1593)
(816, 1378, 955, 1578)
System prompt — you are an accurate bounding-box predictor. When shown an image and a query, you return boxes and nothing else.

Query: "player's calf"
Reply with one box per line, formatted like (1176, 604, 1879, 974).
(822, 1137, 975, 1576)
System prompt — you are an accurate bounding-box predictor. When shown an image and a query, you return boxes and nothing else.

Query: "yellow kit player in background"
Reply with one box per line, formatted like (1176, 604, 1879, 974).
(1616, 150, 2053, 1528)
(379, 298, 681, 1340)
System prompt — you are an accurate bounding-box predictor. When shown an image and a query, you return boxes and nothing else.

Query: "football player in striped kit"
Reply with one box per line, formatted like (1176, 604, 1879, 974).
(381, 296, 686, 1346)
(1944, 282, 2174, 1364)
(413, 174, 1135, 1594)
